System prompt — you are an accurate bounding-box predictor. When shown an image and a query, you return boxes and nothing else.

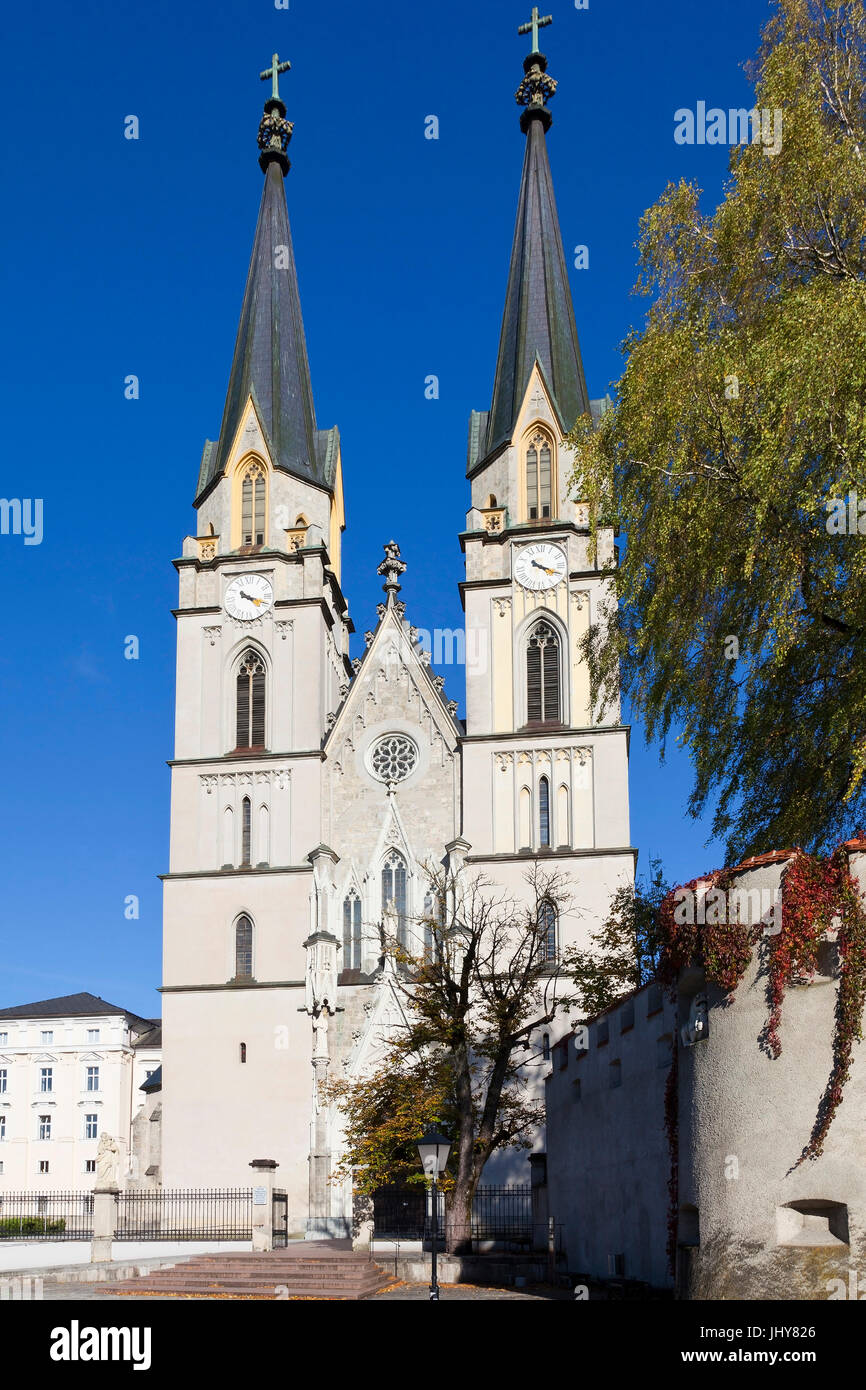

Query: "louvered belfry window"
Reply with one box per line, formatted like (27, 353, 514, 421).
(236, 650, 266, 749)
(526, 622, 561, 724)
(241, 462, 266, 546)
(235, 916, 253, 977)
(526, 433, 553, 520)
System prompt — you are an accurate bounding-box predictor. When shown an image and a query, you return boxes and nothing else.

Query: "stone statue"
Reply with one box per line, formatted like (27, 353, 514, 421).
(96, 1132, 120, 1187)
(311, 1007, 330, 1060)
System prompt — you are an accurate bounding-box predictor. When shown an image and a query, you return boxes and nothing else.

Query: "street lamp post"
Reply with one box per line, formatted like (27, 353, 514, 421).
(417, 1126, 451, 1301)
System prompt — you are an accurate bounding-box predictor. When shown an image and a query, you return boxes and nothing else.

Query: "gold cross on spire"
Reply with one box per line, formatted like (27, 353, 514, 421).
(260, 52, 291, 102)
(517, 6, 552, 53)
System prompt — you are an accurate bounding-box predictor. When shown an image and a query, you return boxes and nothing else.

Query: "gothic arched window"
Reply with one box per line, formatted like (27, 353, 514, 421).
(241, 797, 252, 866)
(236, 650, 266, 750)
(539, 776, 551, 847)
(525, 432, 553, 521)
(235, 916, 253, 978)
(526, 622, 561, 725)
(382, 851, 408, 947)
(539, 899, 557, 964)
(343, 891, 362, 972)
(241, 460, 266, 546)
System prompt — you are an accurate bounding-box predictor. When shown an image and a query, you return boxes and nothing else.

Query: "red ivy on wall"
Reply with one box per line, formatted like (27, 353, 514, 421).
(658, 842, 866, 1180)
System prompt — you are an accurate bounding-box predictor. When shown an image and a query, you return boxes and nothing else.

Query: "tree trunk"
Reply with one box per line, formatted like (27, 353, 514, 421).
(445, 1173, 474, 1255)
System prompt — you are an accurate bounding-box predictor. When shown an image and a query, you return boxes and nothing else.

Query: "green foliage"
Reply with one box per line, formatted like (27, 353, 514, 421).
(567, 0, 866, 860)
(563, 858, 671, 1017)
(0, 1216, 66, 1237)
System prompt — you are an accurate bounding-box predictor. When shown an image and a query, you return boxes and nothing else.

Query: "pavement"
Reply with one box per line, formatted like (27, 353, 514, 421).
(31, 1278, 569, 1301)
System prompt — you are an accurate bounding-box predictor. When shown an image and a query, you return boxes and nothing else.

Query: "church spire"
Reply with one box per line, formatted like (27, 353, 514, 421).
(196, 55, 337, 504)
(480, 12, 590, 463)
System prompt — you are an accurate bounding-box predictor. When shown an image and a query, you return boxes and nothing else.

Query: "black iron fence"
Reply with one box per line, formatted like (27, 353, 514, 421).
(372, 1184, 533, 1245)
(0, 1191, 94, 1241)
(470, 1185, 533, 1240)
(114, 1188, 253, 1241)
(372, 1184, 431, 1240)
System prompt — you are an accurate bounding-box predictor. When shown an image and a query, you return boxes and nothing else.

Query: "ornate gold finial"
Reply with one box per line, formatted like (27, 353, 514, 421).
(515, 8, 557, 132)
(257, 52, 294, 174)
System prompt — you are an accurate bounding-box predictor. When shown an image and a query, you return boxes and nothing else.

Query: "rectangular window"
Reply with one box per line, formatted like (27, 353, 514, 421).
(597, 1017, 609, 1047)
(87, 1029, 100, 1043)
(39, 1161, 49, 1175)
(41, 1031, 53, 1044)
(86, 1066, 99, 1092)
(39, 1115, 51, 1141)
(0, 1069, 6, 1093)
(40, 1067, 53, 1092)
(0, 1116, 5, 1142)
(85, 1114, 98, 1140)
(85, 1159, 96, 1174)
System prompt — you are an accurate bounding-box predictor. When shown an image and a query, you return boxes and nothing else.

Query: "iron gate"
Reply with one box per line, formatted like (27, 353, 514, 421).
(272, 1189, 288, 1248)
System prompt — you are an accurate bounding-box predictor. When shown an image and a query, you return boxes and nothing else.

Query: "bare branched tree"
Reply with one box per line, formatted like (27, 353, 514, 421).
(327, 863, 575, 1252)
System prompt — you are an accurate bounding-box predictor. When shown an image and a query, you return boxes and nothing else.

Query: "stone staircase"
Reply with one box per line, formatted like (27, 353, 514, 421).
(107, 1243, 392, 1300)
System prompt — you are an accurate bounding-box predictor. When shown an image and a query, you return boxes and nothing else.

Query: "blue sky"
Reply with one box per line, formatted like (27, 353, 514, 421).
(0, 0, 777, 1016)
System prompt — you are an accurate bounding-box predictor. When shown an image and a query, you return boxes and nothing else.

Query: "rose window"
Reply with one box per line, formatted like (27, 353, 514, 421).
(370, 734, 418, 784)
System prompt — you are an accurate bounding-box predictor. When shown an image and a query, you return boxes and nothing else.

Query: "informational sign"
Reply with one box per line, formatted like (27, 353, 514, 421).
(253, 1186, 268, 1206)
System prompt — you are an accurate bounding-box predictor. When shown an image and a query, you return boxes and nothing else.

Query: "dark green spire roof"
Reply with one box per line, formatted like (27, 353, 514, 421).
(480, 66, 590, 464)
(196, 87, 337, 504)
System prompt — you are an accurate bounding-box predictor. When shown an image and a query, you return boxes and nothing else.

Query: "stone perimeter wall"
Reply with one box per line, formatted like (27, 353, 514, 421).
(546, 852, 866, 1300)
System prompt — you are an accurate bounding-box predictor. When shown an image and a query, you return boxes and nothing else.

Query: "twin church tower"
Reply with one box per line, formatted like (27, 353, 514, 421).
(161, 19, 634, 1232)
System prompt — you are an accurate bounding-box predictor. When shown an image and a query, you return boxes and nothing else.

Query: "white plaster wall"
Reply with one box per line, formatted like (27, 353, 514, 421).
(159, 988, 311, 1229)
(545, 984, 677, 1288)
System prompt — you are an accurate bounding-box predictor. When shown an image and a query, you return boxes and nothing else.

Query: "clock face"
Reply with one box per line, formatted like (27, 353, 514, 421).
(513, 543, 567, 592)
(224, 573, 274, 621)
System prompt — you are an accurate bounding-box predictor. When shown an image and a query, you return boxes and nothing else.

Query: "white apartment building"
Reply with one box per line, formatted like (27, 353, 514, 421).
(0, 993, 161, 1191)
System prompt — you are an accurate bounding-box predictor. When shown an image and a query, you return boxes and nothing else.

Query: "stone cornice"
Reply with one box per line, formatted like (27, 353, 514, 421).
(159, 980, 305, 993)
(159, 866, 312, 882)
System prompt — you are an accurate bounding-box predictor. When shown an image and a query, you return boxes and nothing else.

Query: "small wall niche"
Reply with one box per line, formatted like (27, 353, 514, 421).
(776, 1200, 849, 1247)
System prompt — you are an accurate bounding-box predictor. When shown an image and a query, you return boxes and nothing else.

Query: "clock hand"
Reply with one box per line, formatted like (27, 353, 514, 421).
(530, 560, 557, 576)
(239, 591, 265, 606)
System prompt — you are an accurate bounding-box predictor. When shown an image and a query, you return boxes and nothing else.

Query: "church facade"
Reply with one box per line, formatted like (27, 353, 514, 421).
(160, 40, 635, 1234)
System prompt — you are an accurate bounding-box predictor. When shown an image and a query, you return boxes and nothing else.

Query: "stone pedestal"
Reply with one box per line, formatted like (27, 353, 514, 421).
(249, 1158, 279, 1253)
(90, 1187, 118, 1263)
